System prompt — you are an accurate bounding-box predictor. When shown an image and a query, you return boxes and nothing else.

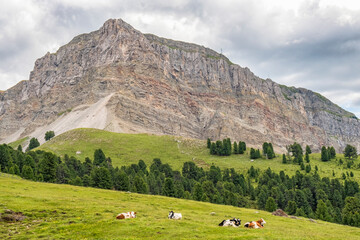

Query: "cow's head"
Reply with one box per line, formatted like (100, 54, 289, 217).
(259, 218, 266, 226)
(168, 211, 174, 219)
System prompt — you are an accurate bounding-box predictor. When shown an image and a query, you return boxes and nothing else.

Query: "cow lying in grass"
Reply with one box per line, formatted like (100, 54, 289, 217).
(168, 211, 182, 220)
(218, 218, 241, 227)
(244, 218, 266, 228)
(116, 211, 136, 219)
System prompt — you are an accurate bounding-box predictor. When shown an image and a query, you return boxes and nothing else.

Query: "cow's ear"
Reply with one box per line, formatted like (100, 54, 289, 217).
(134, 212, 137, 214)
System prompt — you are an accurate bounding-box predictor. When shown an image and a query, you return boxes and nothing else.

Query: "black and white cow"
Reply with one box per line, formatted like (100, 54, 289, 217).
(219, 218, 241, 227)
(168, 211, 182, 220)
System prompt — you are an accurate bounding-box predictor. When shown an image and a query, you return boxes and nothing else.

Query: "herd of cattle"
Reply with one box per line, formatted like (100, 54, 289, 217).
(116, 211, 266, 229)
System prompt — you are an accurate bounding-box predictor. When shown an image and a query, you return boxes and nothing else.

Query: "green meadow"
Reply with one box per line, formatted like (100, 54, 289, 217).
(0, 174, 359, 239)
(38, 128, 360, 181)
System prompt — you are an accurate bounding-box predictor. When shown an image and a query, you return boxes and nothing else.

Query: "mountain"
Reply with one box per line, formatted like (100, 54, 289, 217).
(0, 18, 359, 152)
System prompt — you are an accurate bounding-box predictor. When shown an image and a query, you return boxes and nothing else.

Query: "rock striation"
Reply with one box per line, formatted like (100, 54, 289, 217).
(0, 18, 359, 152)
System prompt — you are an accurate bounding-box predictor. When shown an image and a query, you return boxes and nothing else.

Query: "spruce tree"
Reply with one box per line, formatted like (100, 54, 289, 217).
(329, 146, 336, 159)
(193, 183, 203, 201)
(94, 149, 106, 166)
(344, 144, 357, 159)
(210, 142, 216, 155)
(305, 152, 310, 163)
(285, 200, 297, 215)
(233, 142, 238, 154)
(282, 154, 287, 164)
(29, 138, 40, 150)
(265, 197, 277, 212)
(91, 167, 112, 189)
(207, 138, 211, 148)
(262, 142, 269, 157)
(44, 131, 55, 141)
(306, 145, 312, 154)
(21, 165, 34, 180)
(162, 178, 175, 197)
(250, 148, 256, 159)
(321, 146, 329, 162)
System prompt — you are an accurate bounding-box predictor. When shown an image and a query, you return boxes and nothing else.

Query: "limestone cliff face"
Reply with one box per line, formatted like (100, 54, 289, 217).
(0, 18, 359, 152)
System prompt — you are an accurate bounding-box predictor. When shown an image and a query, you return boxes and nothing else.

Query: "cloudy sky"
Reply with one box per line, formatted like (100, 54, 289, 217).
(1, 0, 360, 116)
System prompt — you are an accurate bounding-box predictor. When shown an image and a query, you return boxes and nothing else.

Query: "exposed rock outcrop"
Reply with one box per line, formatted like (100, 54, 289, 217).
(0, 18, 359, 151)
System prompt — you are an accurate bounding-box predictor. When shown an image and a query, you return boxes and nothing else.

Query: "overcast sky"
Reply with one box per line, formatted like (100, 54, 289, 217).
(1, 0, 360, 116)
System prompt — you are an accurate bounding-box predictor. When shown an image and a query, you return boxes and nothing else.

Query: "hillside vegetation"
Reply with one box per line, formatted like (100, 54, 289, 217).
(0, 174, 359, 240)
(37, 128, 360, 182)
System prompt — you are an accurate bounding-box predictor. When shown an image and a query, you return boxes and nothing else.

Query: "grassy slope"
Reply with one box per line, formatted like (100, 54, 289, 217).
(37, 128, 360, 181)
(0, 174, 359, 240)
(8, 137, 29, 149)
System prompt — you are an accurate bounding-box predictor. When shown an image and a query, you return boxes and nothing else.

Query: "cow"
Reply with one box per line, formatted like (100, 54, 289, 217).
(218, 218, 241, 227)
(244, 218, 266, 228)
(168, 211, 182, 220)
(116, 211, 136, 219)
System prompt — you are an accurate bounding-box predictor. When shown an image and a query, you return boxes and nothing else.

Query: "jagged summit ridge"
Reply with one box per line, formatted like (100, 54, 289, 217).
(0, 18, 359, 152)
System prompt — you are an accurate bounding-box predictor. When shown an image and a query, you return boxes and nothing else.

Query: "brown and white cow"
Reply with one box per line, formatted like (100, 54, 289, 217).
(116, 211, 136, 219)
(244, 218, 266, 228)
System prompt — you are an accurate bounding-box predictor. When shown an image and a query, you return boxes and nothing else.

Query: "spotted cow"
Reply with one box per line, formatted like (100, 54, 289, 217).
(116, 211, 136, 219)
(244, 218, 266, 228)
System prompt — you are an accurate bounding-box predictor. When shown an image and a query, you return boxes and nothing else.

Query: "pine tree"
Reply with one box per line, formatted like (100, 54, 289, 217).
(344, 144, 357, 159)
(255, 149, 261, 159)
(0, 144, 12, 171)
(70, 176, 83, 186)
(44, 131, 55, 141)
(21, 165, 34, 180)
(300, 162, 305, 170)
(265, 197, 277, 212)
(39, 152, 58, 182)
(233, 142, 238, 154)
(133, 174, 148, 194)
(91, 167, 113, 189)
(305, 164, 311, 173)
(305, 152, 310, 163)
(285, 200, 297, 215)
(17, 145, 23, 152)
(262, 142, 269, 157)
(316, 200, 331, 221)
(329, 147, 336, 159)
(94, 149, 106, 166)
(282, 154, 287, 164)
(113, 170, 130, 191)
(321, 146, 330, 162)
(28, 138, 40, 150)
(210, 142, 216, 155)
(250, 148, 256, 159)
(193, 183, 203, 201)
(207, 138, 211, 148)
(306, 145, 312, 154)
(162, 178, 175, 197)
(257, 189, 268, 209)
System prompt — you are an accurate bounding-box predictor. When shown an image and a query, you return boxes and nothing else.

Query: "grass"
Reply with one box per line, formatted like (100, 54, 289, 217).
(0, 174, 359, 239)
(7, 137, 29, 149)
(36, 128, 360, 182)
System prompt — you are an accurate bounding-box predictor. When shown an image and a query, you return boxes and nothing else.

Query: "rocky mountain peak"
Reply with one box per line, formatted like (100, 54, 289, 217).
(0, 18, 359, 152)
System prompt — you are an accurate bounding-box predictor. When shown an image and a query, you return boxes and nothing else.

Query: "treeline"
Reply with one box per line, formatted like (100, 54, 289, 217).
(208, 138, 246, 156)
(0, 144, 360, 227)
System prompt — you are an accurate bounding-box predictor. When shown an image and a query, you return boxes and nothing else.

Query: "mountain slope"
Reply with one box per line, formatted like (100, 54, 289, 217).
(0, 19, 359, 152)
(1, 174, 359, 239)
(36, 128, 360, 182)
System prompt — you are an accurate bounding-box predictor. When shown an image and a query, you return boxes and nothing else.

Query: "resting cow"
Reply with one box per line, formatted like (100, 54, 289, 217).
(116, 211, 136, 219)
(219, 218, 241, 227)
(244, 218, 266, 228)
(168, 211, 182, 220)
